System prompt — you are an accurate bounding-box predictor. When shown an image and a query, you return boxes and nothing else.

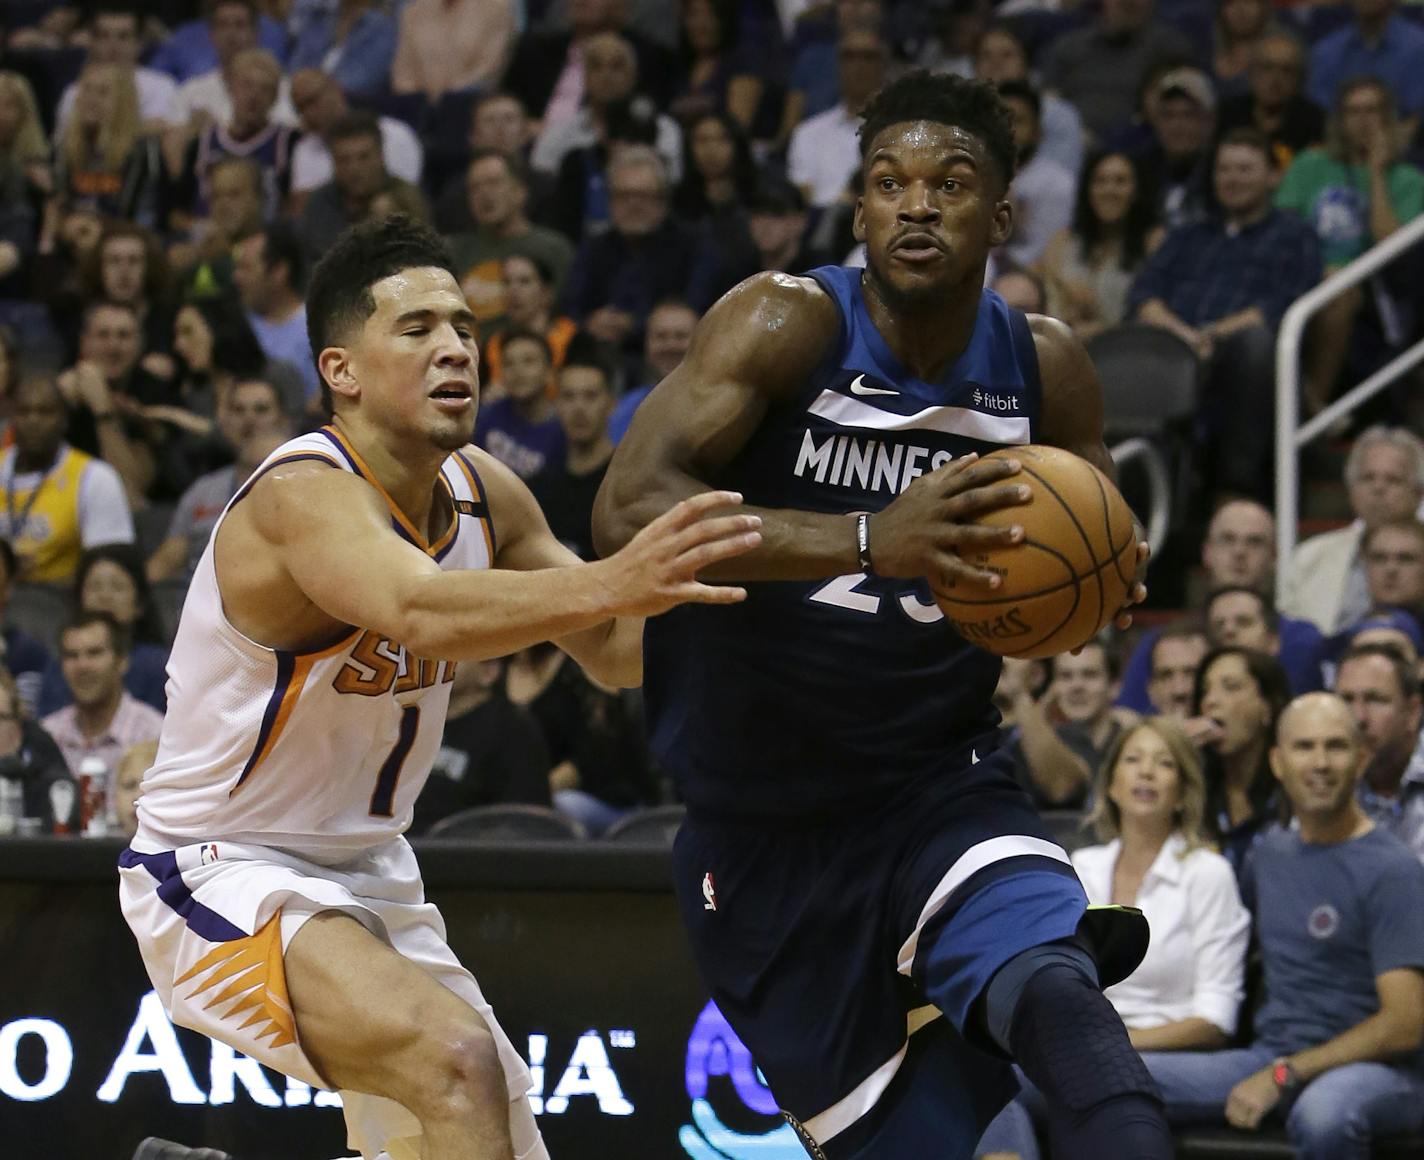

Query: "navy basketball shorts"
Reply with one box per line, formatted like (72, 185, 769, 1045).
(672, 746, 1088, 1160)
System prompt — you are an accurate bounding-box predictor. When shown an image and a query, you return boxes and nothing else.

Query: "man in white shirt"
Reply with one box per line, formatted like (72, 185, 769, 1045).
(41, 612, 163, 798)
(231, 224, 320, 403)
(788, 27, 889, 208)
(1281, 426, 1424, 633)
(997, 80, 1075, 269)
(55, 3, 178, 131)
(173, 0, 296, 129)
(288, 68, 423, 198)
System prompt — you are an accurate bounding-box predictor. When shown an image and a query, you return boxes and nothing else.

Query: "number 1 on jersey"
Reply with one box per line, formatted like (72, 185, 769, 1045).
(370, 706, 420, 817)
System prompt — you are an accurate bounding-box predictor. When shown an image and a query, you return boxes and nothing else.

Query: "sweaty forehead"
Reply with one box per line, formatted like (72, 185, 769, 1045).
(368, 267, 465, 315)
(866, 121, 988, 167)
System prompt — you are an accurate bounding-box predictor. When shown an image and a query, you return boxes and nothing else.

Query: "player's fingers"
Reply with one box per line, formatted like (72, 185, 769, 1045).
(1113, 611, 1135, 631)
(673, 530, 762, 575)
(943, 481, 1033, 521)
(939, 521, 1024, 551)
(931, 550, 1002, 590)
(675, 581, 748, 605)
(651, 490, 745, 534)
(666, 513, 762, 556)
(937, 457, 1021, 497)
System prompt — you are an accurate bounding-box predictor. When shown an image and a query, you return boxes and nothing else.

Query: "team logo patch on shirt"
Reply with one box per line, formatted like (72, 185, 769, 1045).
(1307, 903, 1340, 940)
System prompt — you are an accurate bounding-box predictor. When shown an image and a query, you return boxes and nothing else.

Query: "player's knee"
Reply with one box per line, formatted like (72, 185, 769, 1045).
(408, 1020, 507, 1123)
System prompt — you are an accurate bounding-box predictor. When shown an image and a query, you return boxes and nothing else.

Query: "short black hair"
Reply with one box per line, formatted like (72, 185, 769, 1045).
(500, 325, 552, 363)
(328, 110, 382, 147)
(253, 222, 306, 292)
(61, 609, 131, 658)
(558, 347, 614, 390)
(995, 79, 1041, 122)
(858, 71, 1018, 192)
(468, 147, 527, 186)
(1338, 642, 1421, 701)
(1206, 584, 1280, 634)
(307, 215, 459, 414)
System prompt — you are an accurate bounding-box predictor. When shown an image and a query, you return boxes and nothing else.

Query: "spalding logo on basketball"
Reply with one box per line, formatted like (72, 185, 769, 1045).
(933, 444, 1139, 660)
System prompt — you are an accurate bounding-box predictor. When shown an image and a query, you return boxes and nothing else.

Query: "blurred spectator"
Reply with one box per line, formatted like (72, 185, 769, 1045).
(972, 23, 1084, 178)
(1146, 620, 1212, 721)
(789, 0, 884, 134)
(674, 111, 758, 225)
(788, 27, 887, 208)
(79, 224, 173, 361)
(38, 546, 168, 716)
(562, 146, 701, 356)
(147, 378, 290, 586)
(1133, 67, 1216, 229)
(1281, 426, 1424, 633)
(478, 252, 579, 387)
(1144, 692, 1424, 1157)
(669, 0, 769, 132)
(434, 91, 550, 233)
(176, 48, 295, 223)
(113, 736, 157, 839)
(231, 224, 320, 403)
(746, 179, 816, 272)
(529, 351, 617, 561)
(55, 3, 179, 132)
(172, 156, 266, 301)
(151, 0, 290, 85)
(0, 132, 34, 297)
(1129, 128, 1320, 500)
(1211, 0, 1277, 97)
(1360, 518, 1424, 623)
(1214, 31, 1323, 171)
(1277, 77, 1424, 417)
(40, 611, 163, 785)
(978, 715, 1251, 1158)
(1041, 151, 1162, 340)
(607, 299, 697, 443)
(1333, 610, 1423, 681)
(507, 640, 658, 836)
(1122, 501, 1327, 708)
(1002, 642, 1137, 809)
(1079, 717, 1250, 1047)
(300, 113, 429, 261)
(997, 80, 1075, 268)
(1308, 0, 1424, 123)
(0, 539, 51, 712)
(1042, 0, 1196, 143)
(0, 378, 134, 583)
(1206, 583, 1324, 691)
(991, 267, 1046, 312)
(289, 69, 423, 202)
(0, 72, 54, 201)
(1193, 645, 1292, 873)
(0, 673, 74, 833)
(52, 64, 166, 231)
(411, 659, 553, 834)
(1336, 642, 1424, 860)
(172, 0, 297, 128)
(504, 0, 677, 129)
(475, 328, 564, 479)
(448, 151, 574, 327)
(58, 302, 163, 502)
(392, 0, 515, 106)
(531, 31, 683, 182)
(286, 0, 397, 102)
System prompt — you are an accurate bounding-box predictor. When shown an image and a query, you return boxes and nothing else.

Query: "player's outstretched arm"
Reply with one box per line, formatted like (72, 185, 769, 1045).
(593, 272, 1032, 590)
(245, 461, 760, 664)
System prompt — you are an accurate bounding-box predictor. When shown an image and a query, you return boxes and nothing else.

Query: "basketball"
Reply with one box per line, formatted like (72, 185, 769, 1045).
(933, 444, 1139, 659)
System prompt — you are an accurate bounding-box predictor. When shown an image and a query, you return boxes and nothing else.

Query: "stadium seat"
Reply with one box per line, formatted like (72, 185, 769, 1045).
(425, 804, 587, 842)
(1176, 1128, 1424, 1158)
(602, 803, 687, 846)
(1086, 324, 1200, 440)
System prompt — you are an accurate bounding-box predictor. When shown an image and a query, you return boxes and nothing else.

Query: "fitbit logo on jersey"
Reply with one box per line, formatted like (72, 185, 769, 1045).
(971, 388, 1020, 412)
(794, 431, 953, 495)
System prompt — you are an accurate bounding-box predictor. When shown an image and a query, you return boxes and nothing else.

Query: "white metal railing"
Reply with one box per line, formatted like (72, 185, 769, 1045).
(1111, 436, 1170, 558)
(1275, 213, 1424, 598)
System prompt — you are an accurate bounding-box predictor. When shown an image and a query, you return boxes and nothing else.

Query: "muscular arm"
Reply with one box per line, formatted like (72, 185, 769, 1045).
(593, 272, 1029, 587)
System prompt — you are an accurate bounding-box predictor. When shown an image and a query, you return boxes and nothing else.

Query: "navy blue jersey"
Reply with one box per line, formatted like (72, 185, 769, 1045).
(645, 266, 1044, 817)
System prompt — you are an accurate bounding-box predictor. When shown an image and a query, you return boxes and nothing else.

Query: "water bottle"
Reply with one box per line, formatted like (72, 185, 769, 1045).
(0, 776, 23, 836)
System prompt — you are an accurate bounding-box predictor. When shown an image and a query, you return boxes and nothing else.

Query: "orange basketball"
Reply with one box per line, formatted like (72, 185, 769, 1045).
(932, 444, 1138, 659)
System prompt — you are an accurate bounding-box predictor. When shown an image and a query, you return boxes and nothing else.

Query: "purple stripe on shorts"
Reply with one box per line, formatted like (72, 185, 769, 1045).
(119, 846, 247, 943)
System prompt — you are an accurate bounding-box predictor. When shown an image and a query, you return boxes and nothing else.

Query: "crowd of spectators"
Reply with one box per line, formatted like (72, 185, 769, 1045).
(0, 0, 1419, 1148)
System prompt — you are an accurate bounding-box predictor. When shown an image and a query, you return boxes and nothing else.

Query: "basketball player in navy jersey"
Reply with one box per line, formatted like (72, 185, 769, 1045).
(594, 73, 1171, 1160)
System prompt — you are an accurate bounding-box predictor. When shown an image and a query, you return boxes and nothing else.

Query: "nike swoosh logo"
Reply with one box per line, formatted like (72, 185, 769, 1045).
(849, 374, 898, 397)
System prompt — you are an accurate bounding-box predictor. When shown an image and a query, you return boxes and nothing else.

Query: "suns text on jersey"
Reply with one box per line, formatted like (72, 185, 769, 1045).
(332, 630, 457, 697)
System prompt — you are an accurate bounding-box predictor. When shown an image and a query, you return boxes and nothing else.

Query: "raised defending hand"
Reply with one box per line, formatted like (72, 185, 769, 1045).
(601, 490, 761, 617)
(868, 453, 1031, 587)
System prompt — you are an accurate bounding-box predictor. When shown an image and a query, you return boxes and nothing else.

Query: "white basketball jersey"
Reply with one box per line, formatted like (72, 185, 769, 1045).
(136, 426, 497, 858)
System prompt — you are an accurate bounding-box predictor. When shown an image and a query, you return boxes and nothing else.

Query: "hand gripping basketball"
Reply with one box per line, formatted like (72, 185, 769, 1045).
(602, 490, 762, 617)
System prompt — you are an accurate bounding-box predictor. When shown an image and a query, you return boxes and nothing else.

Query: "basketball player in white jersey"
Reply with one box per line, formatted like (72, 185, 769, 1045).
(117, 216, 762, 1160)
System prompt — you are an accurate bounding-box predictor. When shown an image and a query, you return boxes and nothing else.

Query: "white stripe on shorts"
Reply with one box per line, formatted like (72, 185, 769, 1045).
(895, 835, 1071, 975)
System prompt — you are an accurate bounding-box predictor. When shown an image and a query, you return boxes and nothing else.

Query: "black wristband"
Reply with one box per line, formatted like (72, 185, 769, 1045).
(856, 512, 874, 574)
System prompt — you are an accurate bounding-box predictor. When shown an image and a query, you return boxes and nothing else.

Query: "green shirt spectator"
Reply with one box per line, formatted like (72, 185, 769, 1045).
(1275, 146, 1424, 268)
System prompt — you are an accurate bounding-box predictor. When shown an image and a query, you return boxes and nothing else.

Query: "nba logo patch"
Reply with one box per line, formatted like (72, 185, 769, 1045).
(783, 1112, 828, 1160)
(702, 872, 717, 911)
(200, 843, 221, 866)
